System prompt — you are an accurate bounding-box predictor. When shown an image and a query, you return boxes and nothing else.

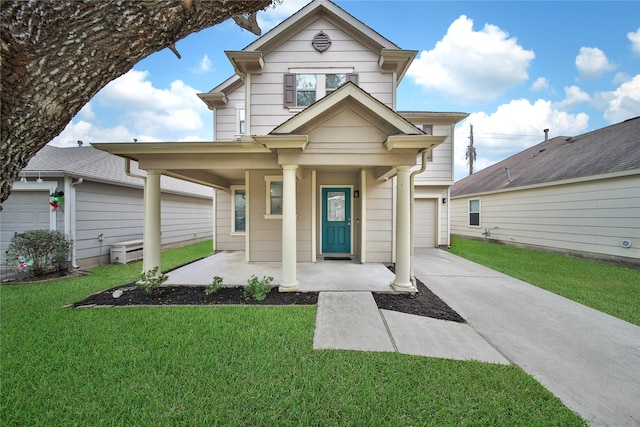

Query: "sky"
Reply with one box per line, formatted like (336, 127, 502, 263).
(50, 0, 640, 181)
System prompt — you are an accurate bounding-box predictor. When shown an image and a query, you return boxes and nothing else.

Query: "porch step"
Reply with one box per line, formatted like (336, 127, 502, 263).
(313, 292, 395, 352)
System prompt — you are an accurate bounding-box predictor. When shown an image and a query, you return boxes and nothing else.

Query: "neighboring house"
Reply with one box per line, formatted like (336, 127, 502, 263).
(93, 0, 467, 291)
(450, 117, 640, 268)
(1, 145, 213, 269)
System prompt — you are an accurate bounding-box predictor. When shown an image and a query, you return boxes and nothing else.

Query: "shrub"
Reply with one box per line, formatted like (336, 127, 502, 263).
(136, 267, 168, 294)
(242, 275, 273, 301)
(205, 276, 223, 295)
(7, 230, 72, 276)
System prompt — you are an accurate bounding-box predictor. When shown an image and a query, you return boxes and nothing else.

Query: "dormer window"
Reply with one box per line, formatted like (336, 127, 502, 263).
(284, 71, 357, 108)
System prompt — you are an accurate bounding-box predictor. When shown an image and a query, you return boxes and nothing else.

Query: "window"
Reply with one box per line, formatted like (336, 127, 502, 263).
(232, 187, 246, 233)
(325, 73, 347, 94)
(469, 199, 480, 227)
(237, 109, 245, 135)
(284, 72, 357, 107)
(296, 74, 317, 106)
(264, 176, 283, 218)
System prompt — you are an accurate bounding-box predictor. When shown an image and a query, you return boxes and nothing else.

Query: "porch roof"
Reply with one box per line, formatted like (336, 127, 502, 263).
(92, 84, 447, 191)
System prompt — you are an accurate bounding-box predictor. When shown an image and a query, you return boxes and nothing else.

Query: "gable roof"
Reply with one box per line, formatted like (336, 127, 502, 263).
(245, 0, 400, 54)
(271, 82, 422, 136)
(203, 0, 415, 97)
(20, 145, 213, 199)
(451, 116, 640, 197)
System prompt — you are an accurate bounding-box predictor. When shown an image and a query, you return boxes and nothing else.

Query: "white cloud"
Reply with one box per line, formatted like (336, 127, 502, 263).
(453, 99, 589, 180)
(407, 15, 535, 104)
(575, 47, 615, 79)
(531, 77, 549, 91)
(555, 85, 591, 108)
(258, 0, 311, 32)
(628, 28, 640, 55)
(49, 70, 211, 146)
(50, 118, 134, 147)
(595, 74, 640, 124)
(190, 54, 212, 74)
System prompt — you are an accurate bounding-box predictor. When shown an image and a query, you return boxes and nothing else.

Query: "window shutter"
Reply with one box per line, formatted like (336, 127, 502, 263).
(347, 73, 358, 85)
(284, 73, 295, 107)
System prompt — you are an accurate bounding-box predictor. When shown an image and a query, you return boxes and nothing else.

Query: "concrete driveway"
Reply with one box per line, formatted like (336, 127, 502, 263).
(413, 248, 640, 427)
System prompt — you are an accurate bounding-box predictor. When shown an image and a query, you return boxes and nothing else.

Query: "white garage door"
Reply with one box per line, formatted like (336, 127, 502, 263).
(0, 191, 51, 255)
(414, 199, 436, 247)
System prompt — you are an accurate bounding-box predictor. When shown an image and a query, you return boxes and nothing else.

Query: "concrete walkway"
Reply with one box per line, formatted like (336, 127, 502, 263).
(166, 248, 640, 425)
(313, 291, 509, 365)
(412, 248, 640, 427)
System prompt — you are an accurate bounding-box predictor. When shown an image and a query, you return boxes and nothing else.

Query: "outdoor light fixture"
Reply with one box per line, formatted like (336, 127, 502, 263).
(37, 172, 43, 184)
(20, 173, 27, 183)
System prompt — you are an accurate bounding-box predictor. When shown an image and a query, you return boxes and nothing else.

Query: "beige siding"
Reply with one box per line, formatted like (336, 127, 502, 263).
(364, 169, 393, 262)
(450, 175, 640, 262)
(247, 170, 313, 261)
(216, 89, 245, 141)
(223, 16, 394, 137)
(414, 124, 454, 183)
(215, 190, 245, 251)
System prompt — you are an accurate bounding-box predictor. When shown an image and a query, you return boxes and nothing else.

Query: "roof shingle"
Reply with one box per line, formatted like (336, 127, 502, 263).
(451, 117, 640, 197)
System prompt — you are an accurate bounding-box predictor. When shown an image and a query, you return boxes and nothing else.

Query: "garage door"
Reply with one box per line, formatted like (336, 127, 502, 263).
(414, 199, 436, 247)
(0, 191, 51, 255)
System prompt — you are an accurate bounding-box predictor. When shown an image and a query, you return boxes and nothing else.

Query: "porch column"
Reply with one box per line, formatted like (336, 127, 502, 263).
(280, 164, 300, 292)
(143, 170, 162, 274)
(391, 166, 414, 292)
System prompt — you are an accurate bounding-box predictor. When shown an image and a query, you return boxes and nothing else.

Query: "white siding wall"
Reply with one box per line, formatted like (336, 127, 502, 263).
(75, 181, 213, 267)
(450, 175, 640, 263)
(414, 124, 454, 183)
(364, 169, 393, 262)
(216, 16, 394, 139)
(216, 89, 245, 140)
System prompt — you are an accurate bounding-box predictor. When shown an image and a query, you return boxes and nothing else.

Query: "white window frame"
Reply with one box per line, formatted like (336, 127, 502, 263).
(469, 198, 481, 227)
(231, 185, 246, 234)
(264, 175, 283, 219)
(236, 108, 245, 135)
(288, 68, 353, 111)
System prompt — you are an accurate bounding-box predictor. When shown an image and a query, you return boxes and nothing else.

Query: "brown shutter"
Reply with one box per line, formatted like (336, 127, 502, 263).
(284, 73, 295, 107)
(347, 73, 358, 85)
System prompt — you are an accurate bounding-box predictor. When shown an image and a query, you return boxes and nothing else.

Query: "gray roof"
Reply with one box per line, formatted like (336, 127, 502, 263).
(22, 145, 213, 199)
(451, 117, 640, 197)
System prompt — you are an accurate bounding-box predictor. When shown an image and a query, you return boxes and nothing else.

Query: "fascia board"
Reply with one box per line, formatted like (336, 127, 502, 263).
(385, 135, 448, 151)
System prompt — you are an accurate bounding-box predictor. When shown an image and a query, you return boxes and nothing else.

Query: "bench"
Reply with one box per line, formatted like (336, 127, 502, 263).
(110, 239, 144, 264)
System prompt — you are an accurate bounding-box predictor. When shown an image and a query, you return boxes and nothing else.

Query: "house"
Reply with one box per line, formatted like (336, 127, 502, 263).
(93, 0, 467, 291)
(1, 145, 213, 269)
(450, 117, 640, 268)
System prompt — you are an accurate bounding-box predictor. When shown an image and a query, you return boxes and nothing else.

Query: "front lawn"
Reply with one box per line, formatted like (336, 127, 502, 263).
(448, 236, 640, 326)
(1, 241, 585, 425)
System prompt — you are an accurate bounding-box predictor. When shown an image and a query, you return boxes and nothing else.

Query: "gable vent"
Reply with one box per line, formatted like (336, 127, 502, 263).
(312, 31, 331, 52)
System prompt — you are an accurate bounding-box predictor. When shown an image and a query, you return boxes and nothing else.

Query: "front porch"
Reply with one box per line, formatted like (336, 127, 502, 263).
(165, 251, 397, 292)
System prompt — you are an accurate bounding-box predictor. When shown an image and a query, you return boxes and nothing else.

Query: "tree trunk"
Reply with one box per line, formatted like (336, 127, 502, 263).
(0, 0, 273, 203)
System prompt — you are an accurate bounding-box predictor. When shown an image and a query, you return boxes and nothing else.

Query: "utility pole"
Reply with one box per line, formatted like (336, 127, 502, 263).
(466, 124, 476, 175)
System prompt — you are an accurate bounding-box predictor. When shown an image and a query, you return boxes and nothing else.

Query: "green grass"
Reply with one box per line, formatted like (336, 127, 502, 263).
(1, 240, 585, 425)
(448, 236, 640, 326)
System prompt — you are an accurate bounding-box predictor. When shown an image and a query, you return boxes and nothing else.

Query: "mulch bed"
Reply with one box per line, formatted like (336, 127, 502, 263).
(71, 277, 465, 323)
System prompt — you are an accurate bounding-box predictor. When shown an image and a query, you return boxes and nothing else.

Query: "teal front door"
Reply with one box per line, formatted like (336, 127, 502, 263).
(322, 188, 351, 253)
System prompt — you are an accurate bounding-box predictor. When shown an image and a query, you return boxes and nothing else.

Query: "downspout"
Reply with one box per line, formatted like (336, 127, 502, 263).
(409, 150, 428, 288)
(70, 177, 84, 268)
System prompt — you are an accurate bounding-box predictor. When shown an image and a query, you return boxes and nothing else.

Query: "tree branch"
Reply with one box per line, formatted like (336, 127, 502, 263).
(0, 0, 273, 203)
